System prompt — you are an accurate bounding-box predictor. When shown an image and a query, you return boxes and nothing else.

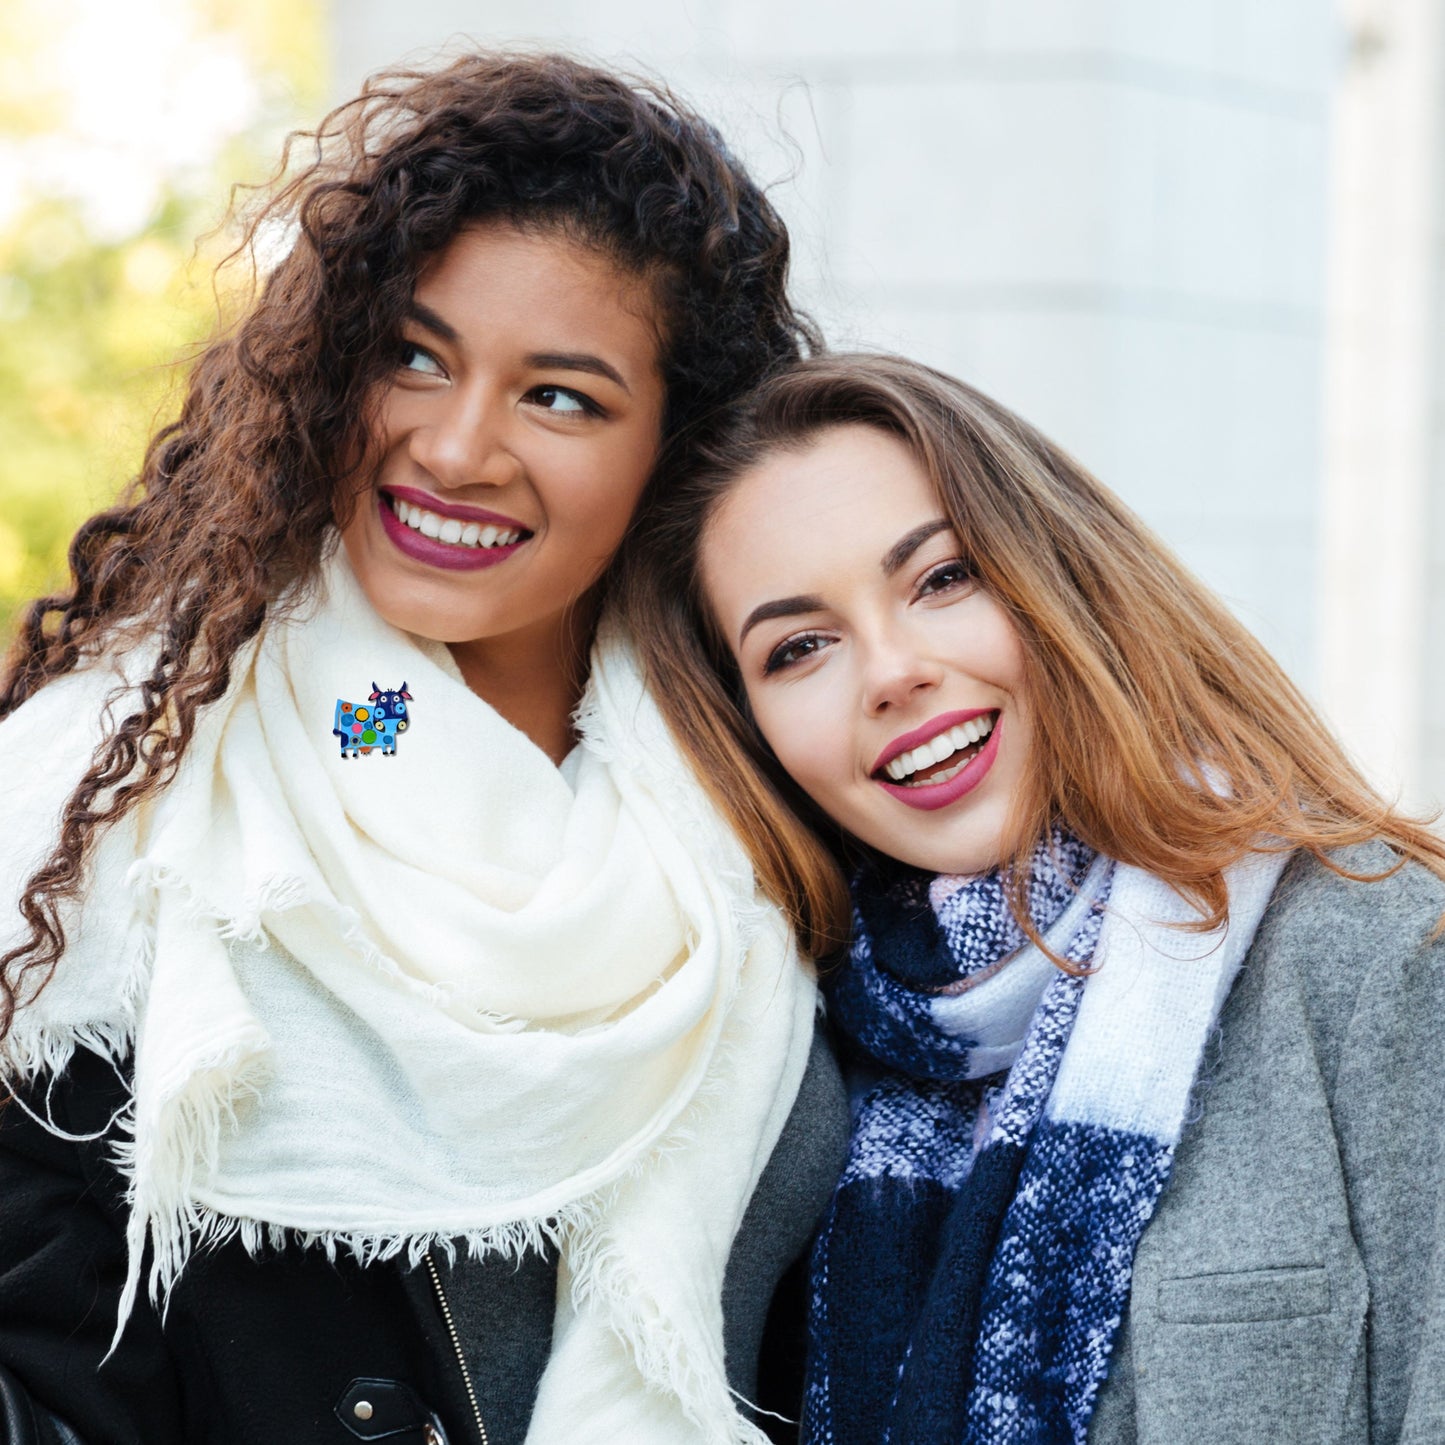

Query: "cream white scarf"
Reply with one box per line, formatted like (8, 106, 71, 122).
(0, 548, 817, 1445)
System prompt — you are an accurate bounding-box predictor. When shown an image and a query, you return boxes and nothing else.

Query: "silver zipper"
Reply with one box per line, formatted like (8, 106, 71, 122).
(424, 1250, 491, 1445)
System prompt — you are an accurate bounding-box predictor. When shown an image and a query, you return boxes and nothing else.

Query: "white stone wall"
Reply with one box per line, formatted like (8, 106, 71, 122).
(331, 1, 1349, 729)
(1320, 0, 1445, 814)
(1425, 102, 1445, 813)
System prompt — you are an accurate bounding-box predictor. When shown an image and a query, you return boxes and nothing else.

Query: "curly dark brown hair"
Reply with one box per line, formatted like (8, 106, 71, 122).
(0, 50, 819, 1039)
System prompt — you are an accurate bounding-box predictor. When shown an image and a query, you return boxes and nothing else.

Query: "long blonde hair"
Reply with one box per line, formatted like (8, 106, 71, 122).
(620, 352, 1445, 959)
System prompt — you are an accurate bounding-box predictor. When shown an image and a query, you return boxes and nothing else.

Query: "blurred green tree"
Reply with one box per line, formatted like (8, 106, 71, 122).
(0, 0, 324, 636)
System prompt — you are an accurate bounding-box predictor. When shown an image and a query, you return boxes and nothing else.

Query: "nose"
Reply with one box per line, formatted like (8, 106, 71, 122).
(859, 620, 944, 716)
(408, 389, 522, 492)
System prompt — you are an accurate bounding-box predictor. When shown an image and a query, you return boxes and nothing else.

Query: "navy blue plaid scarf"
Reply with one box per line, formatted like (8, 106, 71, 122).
(805, 832, 1289, 1445)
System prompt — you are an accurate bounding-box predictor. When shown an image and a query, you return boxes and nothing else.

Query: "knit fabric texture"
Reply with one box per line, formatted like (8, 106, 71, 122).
(809, 843, 1294, 1439)
(809, 829, 1121, 1444)
(806, 837, 1289, 1444)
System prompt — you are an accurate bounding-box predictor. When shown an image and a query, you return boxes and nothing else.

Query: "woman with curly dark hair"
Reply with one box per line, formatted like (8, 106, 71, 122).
(0, 53, 846, 1445)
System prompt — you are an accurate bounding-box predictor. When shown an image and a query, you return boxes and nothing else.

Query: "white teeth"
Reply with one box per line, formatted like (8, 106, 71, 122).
(389, 497, 525, 549)
(926, 754, 972, 787)
(881, 714, 997, 785)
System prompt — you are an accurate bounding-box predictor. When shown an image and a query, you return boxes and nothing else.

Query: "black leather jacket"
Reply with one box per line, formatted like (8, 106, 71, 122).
(0, 1370, 83, 1445)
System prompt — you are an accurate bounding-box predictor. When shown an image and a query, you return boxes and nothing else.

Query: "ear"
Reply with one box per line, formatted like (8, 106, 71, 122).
(399, 683, 412, 700)
(369, 682, 382, 700)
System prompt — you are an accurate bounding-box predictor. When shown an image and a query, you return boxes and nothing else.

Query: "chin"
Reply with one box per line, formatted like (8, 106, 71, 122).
(877, 825, 1013, 879)
(358, 586, 436, 638)
(348, 570, 479, 645)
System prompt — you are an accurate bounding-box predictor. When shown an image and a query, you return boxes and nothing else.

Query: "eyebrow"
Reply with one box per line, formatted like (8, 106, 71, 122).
(525, 351, 630, 395)
(407, 302, 460, 345)
(738, 595, 825, 647)
(882, 518, 953, 576)
(403, 305, 631, 396)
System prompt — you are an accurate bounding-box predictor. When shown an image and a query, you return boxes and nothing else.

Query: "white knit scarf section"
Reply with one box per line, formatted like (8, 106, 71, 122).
(0, 548, 816, 1445)
(1041, 850, 1288, 1140)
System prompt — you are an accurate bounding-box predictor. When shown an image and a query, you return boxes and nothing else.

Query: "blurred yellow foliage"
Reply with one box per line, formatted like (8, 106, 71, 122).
(0, 0, 325, 639)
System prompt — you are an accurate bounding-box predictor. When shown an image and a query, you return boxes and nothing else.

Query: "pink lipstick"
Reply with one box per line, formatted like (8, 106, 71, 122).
(874, 711, 1003, 813)
(872, 708, 997, 776)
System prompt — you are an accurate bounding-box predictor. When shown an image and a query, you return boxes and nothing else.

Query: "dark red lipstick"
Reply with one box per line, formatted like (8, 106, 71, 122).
(376, 490, 530, 572)
(381, 484, 529, 530)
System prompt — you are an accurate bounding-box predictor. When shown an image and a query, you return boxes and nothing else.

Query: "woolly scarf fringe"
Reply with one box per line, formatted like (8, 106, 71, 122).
(19, 826, 793, 1445)
(23, 847, 784, 1442)
(112, 993, 775, 1444)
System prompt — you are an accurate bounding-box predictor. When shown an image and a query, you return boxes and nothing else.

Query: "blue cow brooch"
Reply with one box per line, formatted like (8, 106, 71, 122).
(333, 682, 413, 758)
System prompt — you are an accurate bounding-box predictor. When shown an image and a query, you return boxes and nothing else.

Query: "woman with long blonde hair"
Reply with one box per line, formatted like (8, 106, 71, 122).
(623, 351, 1445, 1444)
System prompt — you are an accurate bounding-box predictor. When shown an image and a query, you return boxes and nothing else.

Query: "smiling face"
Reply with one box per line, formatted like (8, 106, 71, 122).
(339, 220, 667, 659)
(700, 423, 1033, 877)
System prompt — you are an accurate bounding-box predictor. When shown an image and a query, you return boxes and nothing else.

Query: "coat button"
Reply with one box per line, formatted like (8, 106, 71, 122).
(335, 1376, 435, 1439)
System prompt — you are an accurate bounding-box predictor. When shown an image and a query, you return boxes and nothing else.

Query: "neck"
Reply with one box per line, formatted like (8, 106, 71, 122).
(447, 599, 597, 765)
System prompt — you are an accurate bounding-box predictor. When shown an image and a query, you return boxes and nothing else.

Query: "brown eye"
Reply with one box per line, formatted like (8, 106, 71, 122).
(917, 560, 974, 597)
(764, 633, 830, 676)
(528, 385, 599, 416)
(399, 344, 444, 377)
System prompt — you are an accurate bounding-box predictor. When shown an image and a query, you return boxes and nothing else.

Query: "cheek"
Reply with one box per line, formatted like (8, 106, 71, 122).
(547, 439, 657, 539)
(339, 514, 377, 574)
(748, 687, 853, 804)
(1000, 695, 1034, 778)
(547, 483, 649, 579)
(968, 601, 1027, 686)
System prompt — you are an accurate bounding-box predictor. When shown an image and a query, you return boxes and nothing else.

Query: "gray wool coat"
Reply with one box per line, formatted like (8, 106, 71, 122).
(1087, 844, 1445, 1445)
